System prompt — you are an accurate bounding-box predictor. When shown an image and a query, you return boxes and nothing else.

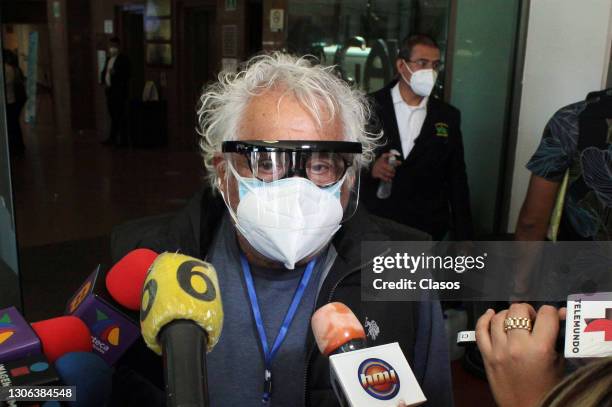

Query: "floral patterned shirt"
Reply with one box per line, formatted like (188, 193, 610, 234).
(526, 101, 612, 240)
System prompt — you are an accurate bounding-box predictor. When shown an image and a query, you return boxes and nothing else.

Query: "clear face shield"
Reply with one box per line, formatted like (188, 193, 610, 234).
(219, 140, 362, 269)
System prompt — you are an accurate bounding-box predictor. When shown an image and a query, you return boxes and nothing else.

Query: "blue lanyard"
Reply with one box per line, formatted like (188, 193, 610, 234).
(240, 254, 318, 405)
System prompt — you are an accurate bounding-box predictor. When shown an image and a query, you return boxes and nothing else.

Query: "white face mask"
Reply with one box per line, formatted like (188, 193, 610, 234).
(224, 165, 345, 269)
(401, 60, 437, 97)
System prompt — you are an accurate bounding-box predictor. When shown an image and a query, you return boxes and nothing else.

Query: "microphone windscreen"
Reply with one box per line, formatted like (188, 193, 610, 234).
(31, 316, 92, 362)
(311, 302, 366, 356)
(55, 352, 112, 407)
(106, 248, 158, 311)
(140, 252, 223, 355)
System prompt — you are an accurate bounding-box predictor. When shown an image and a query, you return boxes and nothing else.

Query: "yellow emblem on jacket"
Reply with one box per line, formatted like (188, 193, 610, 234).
(435, 122, 449, 137)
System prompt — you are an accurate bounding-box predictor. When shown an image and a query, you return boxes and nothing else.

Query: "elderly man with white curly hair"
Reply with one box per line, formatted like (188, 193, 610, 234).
(110, 53, 453, 407)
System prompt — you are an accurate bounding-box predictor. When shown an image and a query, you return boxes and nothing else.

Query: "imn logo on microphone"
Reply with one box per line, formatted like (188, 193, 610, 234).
(357, 358, 400, 400)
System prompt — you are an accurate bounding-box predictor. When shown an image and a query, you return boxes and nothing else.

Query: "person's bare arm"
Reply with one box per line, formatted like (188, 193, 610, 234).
(512, 175, 561, 297)
(515, 175, 560, 241)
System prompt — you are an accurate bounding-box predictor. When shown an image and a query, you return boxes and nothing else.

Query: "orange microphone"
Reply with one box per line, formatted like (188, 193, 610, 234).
(311, 302, 367, 356)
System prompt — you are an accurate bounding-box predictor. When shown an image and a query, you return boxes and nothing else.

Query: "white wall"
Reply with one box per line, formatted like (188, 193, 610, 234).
(507, 0, 612, 232)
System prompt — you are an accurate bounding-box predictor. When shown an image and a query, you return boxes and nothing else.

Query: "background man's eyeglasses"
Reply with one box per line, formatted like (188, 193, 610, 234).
(406, 58, 444, 71)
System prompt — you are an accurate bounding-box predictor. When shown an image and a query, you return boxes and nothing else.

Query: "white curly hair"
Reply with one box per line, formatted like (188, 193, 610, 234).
(196, 52, 380, 190)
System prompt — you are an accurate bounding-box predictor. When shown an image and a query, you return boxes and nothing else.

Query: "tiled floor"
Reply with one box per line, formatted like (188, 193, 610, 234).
(12, 122, 205, 248)
(10, 98, 205, 318)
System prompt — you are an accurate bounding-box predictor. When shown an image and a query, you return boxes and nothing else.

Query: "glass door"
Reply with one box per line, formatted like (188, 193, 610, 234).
(448, 0, 522, 235)
(0, 34, 22, 310)
(287, 0, 452, 95)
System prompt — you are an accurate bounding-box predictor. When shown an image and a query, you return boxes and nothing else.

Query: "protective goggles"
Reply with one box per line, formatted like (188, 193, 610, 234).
(221, 140, 362, 187)
(221, 140, 363, 223)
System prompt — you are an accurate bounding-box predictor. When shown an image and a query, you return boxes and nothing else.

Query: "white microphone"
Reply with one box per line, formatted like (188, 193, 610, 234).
(311, 302, 426, 407)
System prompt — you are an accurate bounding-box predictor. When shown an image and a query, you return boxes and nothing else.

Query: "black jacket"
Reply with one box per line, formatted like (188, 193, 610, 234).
(361, 80, 473, 240)
(110, 187, 450, 406)
(101, 53, 130, 99)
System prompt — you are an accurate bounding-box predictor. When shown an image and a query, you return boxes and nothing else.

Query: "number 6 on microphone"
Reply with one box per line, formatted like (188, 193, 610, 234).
(140, 252, 224, 355)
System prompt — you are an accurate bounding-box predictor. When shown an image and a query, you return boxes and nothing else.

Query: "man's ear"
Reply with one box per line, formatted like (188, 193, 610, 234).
(395, 58, 404, 73)
(213, 153, 226, 191)
(396, 59, 408, 78)
(347, 172, 356, 189)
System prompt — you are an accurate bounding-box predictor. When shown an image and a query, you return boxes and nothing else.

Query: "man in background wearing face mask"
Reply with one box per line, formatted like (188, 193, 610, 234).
(361, 34, 473, 241)
(109, 53, 453, 406)
(100, 37, 130, 147)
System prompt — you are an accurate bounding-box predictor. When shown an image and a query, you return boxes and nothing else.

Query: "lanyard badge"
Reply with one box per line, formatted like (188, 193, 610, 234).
(240, 254, 317, 404)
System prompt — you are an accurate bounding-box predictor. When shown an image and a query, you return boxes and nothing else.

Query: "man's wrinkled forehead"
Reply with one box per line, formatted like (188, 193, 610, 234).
(237, 88, 343, 142)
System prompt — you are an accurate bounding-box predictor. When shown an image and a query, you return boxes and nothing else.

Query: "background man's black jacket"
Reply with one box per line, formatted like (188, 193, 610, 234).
(109, 187, 449, 406)
(100, 53, 130, 101)
(361, 80, 473, 240)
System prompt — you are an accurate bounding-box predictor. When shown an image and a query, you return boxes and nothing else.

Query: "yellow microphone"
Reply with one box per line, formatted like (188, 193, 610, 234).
(140, 252, 223, 407)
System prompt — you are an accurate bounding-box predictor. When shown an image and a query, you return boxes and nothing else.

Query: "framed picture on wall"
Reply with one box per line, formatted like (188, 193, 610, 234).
(146, 0, 171, 17)
(146, 43, 172, 66)
(145, 18, 171, 41)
